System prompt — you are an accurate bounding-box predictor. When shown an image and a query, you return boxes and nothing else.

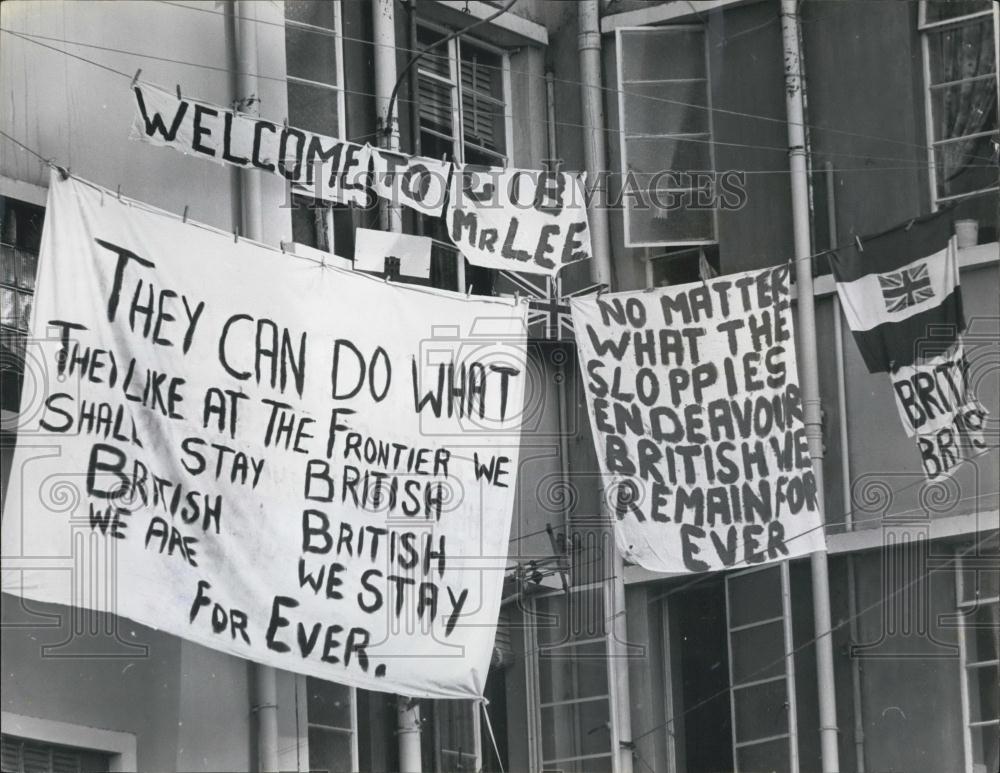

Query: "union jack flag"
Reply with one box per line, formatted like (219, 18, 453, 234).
(878, 262, 934, 313)
(496, 271, 607, 340)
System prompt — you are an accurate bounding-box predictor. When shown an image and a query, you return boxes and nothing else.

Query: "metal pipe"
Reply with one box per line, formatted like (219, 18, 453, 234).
(234, 3, 280, 771)
(826, 160, 864, 772)
(779, 3, 840, 771)
(373, 0, 402, 233)
(545, 70, 557, 163)
(846, 555, 866, 773)
(577, 1, 612, 288)
(397, 696, 423, 773)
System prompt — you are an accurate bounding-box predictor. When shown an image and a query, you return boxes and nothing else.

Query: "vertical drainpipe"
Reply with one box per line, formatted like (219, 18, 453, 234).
(577, 5, 632, 772)
(826, 160, 865, 773)
(779, 3, 841, 772)
(234, 2, 280, 771)
(577, 1, 613, 288)
(375, 0, 403, 234)
(372, 1, 421, 769)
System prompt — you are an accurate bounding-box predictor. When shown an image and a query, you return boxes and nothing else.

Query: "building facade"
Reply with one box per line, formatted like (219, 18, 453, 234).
(1, 1, 997, 772)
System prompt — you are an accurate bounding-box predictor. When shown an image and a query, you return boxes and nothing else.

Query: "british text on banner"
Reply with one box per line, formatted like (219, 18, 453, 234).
(889, 343, 989, 481)
(570, 266, 827, 573)
(446, 166, 592, 276)
(0, 173, 528, 699)
(130, 82, 371, 206)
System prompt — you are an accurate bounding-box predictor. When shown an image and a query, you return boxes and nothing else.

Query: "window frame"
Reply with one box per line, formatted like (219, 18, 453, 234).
(284, 0, 346, 139)
(0, 712, 136, 772)
(432, 699, 483, 772)
(615, 24, 719, 249)
(525, 581, 621, 773)
(954, 548, 1000, 773)
(724, 561, 800, 773)
(299, 675, 359, 773)
(918, 1, 1000, 208)
(414, 19, 514, 167)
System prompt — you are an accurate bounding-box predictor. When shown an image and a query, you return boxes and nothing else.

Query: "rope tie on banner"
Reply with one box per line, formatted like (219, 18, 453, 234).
(472, 669, 505, 773)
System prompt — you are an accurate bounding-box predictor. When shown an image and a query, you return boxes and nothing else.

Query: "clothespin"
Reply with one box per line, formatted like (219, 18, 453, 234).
(116, 184, 122, 200)
(904, 218, 916, 231)
(176, 84, 182, 100)
(54, 165, 70, 181)
(854, 234, 864, 252)
(233, 230, 239, 243)
(182, 205, 189, 224)
(283, 117, 289, 131)
(131, 69, 142, 88)
(466, 283, 473, 297)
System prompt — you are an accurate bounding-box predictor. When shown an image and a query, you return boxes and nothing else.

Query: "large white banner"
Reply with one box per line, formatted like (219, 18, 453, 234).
(1, 174, 529, 699)
(571, 267, 827, 573)
(446, 166, 592, 276)
(130, 82, 371, 206)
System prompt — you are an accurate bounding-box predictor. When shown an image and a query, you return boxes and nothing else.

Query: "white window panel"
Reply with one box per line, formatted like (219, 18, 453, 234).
(725, 562, 799, 773)
(616, 25, 718, 247)
(919, 1, 999, 205)
(955, 547, 1000, 773)
(285, 0, 345, 139)
(527, 583, 619, 772)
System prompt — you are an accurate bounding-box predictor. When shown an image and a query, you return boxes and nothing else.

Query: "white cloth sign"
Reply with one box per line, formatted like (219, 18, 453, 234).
(354, 228, 433, 279)
(1, 173, 529, 699)
(889, 344, 989, 481)
(130, 82, 371, 206)
(571, 267, 827, 573)
(370, 148, 452, 216)
(446, 166, 592, 276)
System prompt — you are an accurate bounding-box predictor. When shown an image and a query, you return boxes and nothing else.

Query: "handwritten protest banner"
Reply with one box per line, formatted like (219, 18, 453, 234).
(446, 166, 592, 276)
(370, 148, 452, 217)
(0, 173, 528, 698)
(130, 82, 371, 206)
(571, 267, 826, 573)
(889, 344, 989, 481)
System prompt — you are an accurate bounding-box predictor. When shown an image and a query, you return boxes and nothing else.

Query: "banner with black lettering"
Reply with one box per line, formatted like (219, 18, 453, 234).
(890, 343, 989, 481)
(130, 82, 371, 206)
(370, 148, 452, 217)
(570, 267, 827, 573)
(446, 166, 592, 276)
(1, 173, 528, 699)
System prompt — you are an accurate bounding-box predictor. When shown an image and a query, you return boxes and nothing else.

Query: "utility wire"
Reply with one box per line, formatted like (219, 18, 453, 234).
(150, 0, 999, 163)
(3, 27, 994, 176)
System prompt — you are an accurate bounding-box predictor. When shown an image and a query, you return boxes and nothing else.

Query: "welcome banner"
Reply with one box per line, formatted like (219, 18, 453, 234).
(1, 173, 529, 699)
(571, 267, 827, 573)
(130, 82, 371, 206)
(446, 166, 592, 276)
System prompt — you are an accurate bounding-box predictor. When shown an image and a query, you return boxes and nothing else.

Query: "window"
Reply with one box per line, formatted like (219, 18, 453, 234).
(529, 585, 617, 773)
(414, 22, 512, 293)
(955, 542, 1000, 773)
(415, 22, 510, 166)
(0, 735, 110, 773)
(306, 678, 358, 773)
(433, 699, 481, 772)
(725, 563, 799, 773)
(645, 244, 720, 287)
(284, 1, 352, 257)
(285, 0, 345, 138)
(616, 25, 717, 247)
(920, 1, 999, 204)
(1, 196, 43, 415)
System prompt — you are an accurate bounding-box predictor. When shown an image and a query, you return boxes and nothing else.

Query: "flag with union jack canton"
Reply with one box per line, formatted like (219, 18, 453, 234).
(828, 209, 962, 373)
(878, 262, 935, 313)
